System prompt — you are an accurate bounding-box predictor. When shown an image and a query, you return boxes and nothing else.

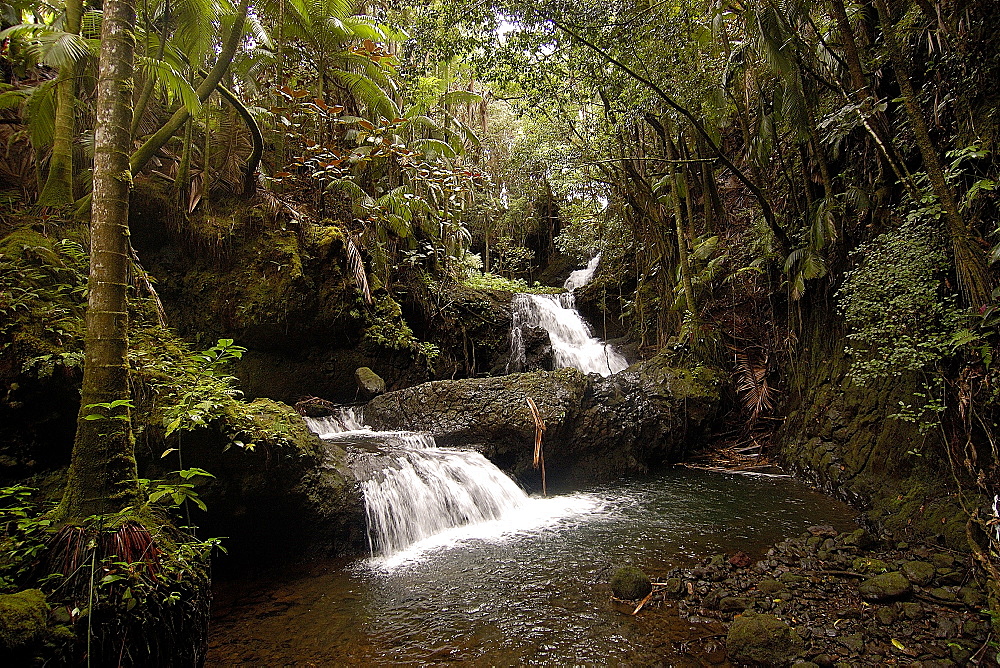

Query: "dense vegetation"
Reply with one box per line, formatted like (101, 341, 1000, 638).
(2, 0, 1000, 662)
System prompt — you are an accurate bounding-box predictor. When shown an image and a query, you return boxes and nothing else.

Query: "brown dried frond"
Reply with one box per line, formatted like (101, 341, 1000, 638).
(735, 351, 775, 423)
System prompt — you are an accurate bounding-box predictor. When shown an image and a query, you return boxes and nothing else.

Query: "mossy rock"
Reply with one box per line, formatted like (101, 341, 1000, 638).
(0, 588, 48, 651)
(726, 612, 803, 666)
(610, 566, 652, 600)
(858, 572, 912, 602)
(355, 367, 386, 397)
(851, 557, 890, 574)
(901, 560, 936, 586)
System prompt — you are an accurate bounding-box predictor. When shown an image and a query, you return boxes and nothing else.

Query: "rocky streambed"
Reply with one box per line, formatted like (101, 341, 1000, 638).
(622, 527, 993, 666)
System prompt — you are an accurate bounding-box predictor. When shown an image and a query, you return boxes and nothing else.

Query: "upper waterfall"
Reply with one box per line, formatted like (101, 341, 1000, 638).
(508, 254, 627, 377)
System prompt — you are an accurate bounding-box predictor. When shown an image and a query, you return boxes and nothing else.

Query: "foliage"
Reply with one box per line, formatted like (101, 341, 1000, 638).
(839, 220, 959, 387)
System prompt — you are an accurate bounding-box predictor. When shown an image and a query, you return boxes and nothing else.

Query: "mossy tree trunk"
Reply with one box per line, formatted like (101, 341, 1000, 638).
(37, 0, 82, 206)
(58, 0, 141, 519)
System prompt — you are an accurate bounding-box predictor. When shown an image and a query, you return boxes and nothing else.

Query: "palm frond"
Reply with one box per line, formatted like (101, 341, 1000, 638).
(140, 56, 202, 116)
(24, 81, 56, 150)
(345, 234, 372, 303)
(411, 137, 457, 159)
(327, 69, 398, 120)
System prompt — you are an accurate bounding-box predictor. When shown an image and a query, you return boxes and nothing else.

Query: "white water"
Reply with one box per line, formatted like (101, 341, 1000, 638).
(509, 255, 628, 376)
(306, 409, 535, 559)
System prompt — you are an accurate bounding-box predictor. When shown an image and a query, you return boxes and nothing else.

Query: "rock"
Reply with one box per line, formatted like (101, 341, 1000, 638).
(354, 367, 385, 398)
(958, 586, 984, 609)
(730, 551, 753, 567)
(364, 359, 721, 485)
(839, 633, 865, 653)
(792, 662, 820, 668)
(0, 589, 49, 651)
(927, 587, 957, 602)
(726, 612, 804, 666)
(840, 528, 875, 550)
(719, 597, 753, 612)
(859, 572, 912, 602)
(949, 642, 972, 664)
(898, 602, 923, 619)
(807, 525, 838, 538)
(901, 560, 936, 586)
(758, 579, 786, 595)
(779, 572, 806, 585)
(852, 557, 890, 574)
(929, 553, 955, 569)
(875, 606, 898, 625)
(610, 566, 652, 600)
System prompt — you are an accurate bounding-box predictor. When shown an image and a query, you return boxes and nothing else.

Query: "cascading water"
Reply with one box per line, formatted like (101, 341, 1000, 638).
(509, 254, 628, 376)
(306, 410, 529, 558)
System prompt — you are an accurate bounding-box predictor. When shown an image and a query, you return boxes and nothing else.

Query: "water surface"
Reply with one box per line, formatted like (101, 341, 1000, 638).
(209, 467, 857, 666)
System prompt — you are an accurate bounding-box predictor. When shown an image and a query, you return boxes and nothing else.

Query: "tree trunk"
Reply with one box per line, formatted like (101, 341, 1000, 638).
(38, 0, 82, 206)
(874, 0, 991, 308)
(58, 0, 140, 519)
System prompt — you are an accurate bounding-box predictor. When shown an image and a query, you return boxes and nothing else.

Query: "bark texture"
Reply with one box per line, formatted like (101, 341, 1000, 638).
(59, 0, 140, 518)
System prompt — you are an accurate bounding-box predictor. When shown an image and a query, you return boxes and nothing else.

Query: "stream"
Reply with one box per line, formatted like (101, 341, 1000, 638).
(208, 257, 857, 665)
(208, 466, 856, 666)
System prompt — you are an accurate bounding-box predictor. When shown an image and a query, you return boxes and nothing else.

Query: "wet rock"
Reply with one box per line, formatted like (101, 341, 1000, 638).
(901, 560, 936, 586)
(730, 551, 753, 567)
(810, 654, 834, 667)
(898, 601, 923, 619)
(807, 525, 838, 538)
(610, 566, 652, 600)
(364, 358, 721, 485)
(859, 572, 912, 602)
(929, 553, 955, 569)
(726, 612, 804, 666)
(840, 528, 875, 550)
(354, 367, 385, 398)
(662, 578, 685, 599)
(791, 662, 820, 668)
(719, 596, 753, 612)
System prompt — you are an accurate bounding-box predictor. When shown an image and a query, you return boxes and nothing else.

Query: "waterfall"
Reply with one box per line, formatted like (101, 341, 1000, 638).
(307, 411, 528, 557)
(509, 254, 628, 377)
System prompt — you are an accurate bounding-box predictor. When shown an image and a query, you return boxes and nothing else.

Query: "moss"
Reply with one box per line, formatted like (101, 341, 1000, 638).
(610, 566, 652, 600)
(726, 612, 803, 666)
(0, 588, 48, 650)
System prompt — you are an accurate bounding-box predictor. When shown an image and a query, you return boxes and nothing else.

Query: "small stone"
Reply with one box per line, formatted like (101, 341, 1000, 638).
(810, 654, 834, 668)
(859, 572, 912, 602)
(779, 572, 806, 585)
(663, 577, 685, 599)
(758, 579, 785, 595)
(840, 633, 865, 653)
(897, 542, 909, 550)
(876, 607, 898, 625)
(930, 553, 955, 569)
(937, 570, 964, 585)
(729, 551, 753, 568)
(726, 612, 804, 666)
(927, 587, 957, 602)
(901, 560, 936, 586)
(792, 662, 820, 668)
(719, 596, 753, 612)
(807, 536, 823, 551)
(958, 586, 984, 609)
(841, 528, 874, 549)
(898, 602, 923, 619)
(963, 619, 986, 637)
(808, 525, 838, 537)
(852, 557, 890, 574)
(610, 566, 652, 600)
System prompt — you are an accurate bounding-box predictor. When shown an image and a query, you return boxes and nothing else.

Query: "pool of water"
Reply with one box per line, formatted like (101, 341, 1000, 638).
(208, 467, 857, 666)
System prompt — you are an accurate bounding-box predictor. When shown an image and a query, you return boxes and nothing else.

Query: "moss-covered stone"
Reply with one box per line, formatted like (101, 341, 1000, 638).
(0, 588, 48, 650)
(858, 572, 912, 601)
(726, 612, 803, 666)
(355, 367, 386, 397)
(852, 557, 890, 574)
(610, 566, 652, 600)
(901, 560, 936, 586)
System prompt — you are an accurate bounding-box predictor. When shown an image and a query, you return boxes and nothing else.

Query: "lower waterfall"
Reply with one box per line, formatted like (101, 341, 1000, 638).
(306, 410, 529, 557)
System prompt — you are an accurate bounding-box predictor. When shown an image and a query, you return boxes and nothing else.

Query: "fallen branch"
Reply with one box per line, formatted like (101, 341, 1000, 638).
(526, 396, 547, 496)
(632, 591, 654, 615)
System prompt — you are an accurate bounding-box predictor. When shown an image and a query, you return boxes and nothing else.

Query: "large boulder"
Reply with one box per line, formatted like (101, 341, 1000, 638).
(363, 354, 721, 486)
